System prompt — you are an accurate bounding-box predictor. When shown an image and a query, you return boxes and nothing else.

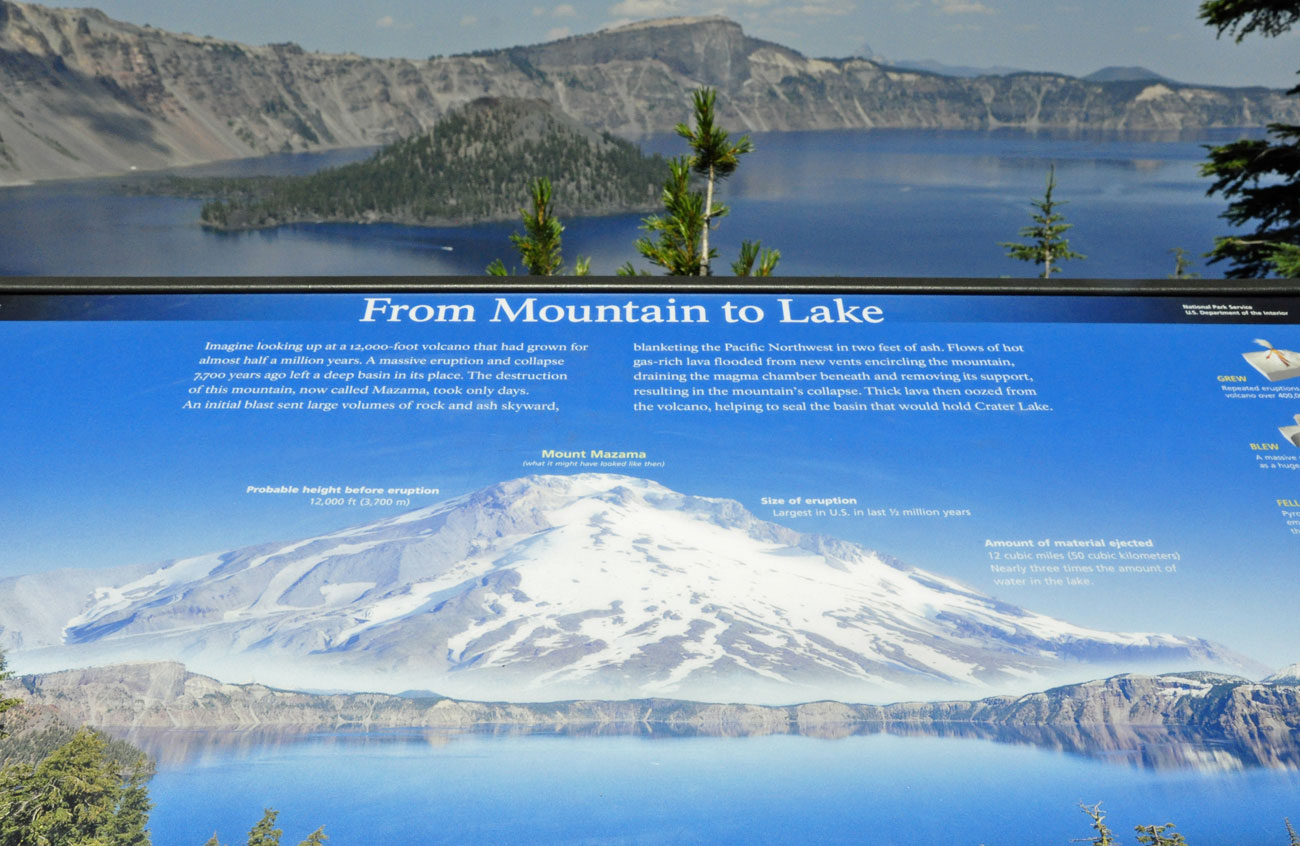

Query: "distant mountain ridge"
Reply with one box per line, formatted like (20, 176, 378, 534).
(881, 59, 1030, 78)
(1265, 662, 1300, 684)
(5, 662, 1300, 773)
(10, 661, 1292, 734)
(1, 2, 1296, 184)
(1085, 66, 1172, 83)
(2, 474, 1252, 704)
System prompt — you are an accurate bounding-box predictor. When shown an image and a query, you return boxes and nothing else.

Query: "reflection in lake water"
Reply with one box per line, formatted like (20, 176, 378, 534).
(0, 129, 1265, 278)
(129, 722, 1300, 846)
(116, 718, 1300, 774)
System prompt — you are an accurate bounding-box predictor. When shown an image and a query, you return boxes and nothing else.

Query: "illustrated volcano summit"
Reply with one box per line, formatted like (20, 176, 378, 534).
(2, 474, 1246, 703)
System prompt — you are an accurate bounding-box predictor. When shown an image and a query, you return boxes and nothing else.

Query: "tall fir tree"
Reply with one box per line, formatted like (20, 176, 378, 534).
(621, 156, 781, 277)
(487, 177, 590, 276)
(623, 156, 710, 276)
(675, 88, 754, 276)
(1001, 165, 1084, 277)
(1199, 0, 1300, 276)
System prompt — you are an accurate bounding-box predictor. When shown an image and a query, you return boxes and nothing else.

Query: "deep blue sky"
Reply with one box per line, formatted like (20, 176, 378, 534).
(35, 0, 1300, 88)
(1, 292, 1297, 668)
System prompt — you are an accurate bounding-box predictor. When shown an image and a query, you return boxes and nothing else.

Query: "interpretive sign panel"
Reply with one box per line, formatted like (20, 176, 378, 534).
(1, 286, 1299, 845)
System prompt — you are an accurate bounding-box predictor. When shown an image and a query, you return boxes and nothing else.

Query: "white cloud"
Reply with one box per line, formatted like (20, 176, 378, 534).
(460, 14, 478, 26)
(610, 0, 857, 21)
(933, 0, 993, 14)
(762, 0, 853, 16)
(547, 25, 573, 38)
(608, 0, 684, 17)
(553, 4, 579, 16)
(792, 1, 853, 14)
(534, 5, 547, 15)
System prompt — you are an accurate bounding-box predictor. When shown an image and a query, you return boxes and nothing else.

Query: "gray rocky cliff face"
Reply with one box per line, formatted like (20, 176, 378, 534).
(6, 662, 1298, 738)
(1, 3, 1296, 184)
(7, 662, 1297, 772)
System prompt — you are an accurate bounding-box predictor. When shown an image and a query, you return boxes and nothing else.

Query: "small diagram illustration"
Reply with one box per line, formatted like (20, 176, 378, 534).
(1282, 414, 1300, 448)
(1244, 339, 1300, 382)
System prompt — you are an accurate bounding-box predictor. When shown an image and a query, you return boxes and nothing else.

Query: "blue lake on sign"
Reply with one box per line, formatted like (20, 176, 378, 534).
(0, 129, 1260, 278)
(127, 726, 1300, 846)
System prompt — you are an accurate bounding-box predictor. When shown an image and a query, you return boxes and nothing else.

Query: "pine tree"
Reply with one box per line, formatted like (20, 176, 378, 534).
(1134, 823, 1188, 846)
(1200, 1, 1300, 43)
(247, 809, 283, 846)
(625, 157, 710, 276)
(1269, 243, 1300, 276)
(1078, 802, 1118, 846)
(297, 828, 327, 846)
(510, 177, 563, 276)
(675, 88, 754, 276)
(0, 652, 19, 739)
(732, 240, 781, 276)
(1199, 0, 1300, 276)
(105, 761, 153, 846)
(1169, 247, 1202, 279)
(209, 812, 325, 846)
(1001, 165, 1084, 277)
(0, 728, 152, 846)
(487, 177, 590, 276)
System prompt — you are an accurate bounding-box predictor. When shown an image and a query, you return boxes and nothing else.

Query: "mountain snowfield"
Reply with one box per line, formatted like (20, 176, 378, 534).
(1265, 663, 1300, 685)
(4, 474, 1245, 703)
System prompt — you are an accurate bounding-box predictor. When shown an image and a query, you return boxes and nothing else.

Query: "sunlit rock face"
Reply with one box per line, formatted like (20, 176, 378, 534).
(2, 5, 1297, 184)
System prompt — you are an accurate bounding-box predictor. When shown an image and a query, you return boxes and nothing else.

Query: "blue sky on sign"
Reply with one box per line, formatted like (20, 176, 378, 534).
(37, 0, 1300, 88)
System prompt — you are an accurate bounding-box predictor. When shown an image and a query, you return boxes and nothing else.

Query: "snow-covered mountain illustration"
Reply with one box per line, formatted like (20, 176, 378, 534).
(4, 474, 1246, 702)
(1265, 662, 1300, 685)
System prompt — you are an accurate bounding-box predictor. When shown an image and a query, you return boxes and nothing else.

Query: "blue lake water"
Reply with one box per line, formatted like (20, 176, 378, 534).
(0, 129, 1258, 278)
(132, 728, 1300, 846)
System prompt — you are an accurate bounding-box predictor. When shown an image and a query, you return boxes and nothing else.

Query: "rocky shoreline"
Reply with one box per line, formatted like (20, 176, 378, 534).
(6, 662, 1297, 738)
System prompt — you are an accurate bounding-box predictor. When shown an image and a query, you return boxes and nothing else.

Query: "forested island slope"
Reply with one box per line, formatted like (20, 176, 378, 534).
(1, 1, 1297, 184)
(194, 97, 665, 230)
